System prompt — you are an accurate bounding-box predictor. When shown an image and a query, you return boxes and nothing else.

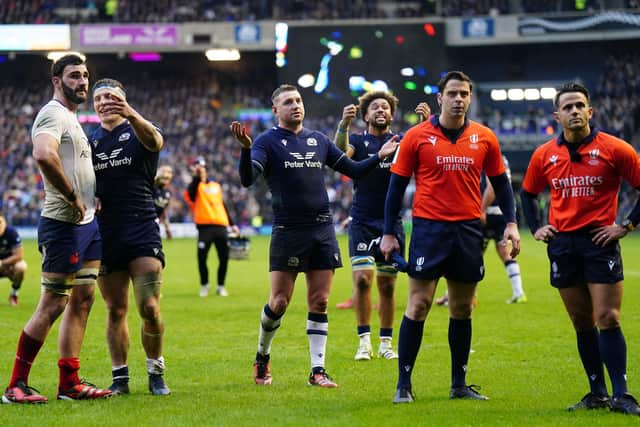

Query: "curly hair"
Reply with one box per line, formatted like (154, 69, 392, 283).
(357, 91, 399, 122)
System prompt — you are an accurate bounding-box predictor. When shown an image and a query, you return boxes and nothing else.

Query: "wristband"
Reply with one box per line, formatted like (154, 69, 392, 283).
(66, 189, 77, 202)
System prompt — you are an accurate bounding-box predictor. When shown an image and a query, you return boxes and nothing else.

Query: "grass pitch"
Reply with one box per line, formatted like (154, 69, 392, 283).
(0, 233, 638, 426)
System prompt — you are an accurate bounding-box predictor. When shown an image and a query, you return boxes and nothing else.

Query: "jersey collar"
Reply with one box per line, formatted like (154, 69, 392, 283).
(556, 126, 599, 146)
(99, 119, 129, 136)
(430, 115, 469, 144)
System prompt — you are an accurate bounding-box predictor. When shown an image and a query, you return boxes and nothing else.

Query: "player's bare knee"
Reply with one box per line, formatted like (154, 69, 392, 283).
(14, 260, 27, 274)
(313, 299, 329, 313)
(269, 295, 290, 313)
(354, 274, 372, 293)
(596, 309, 620, 329)
(108, 305, 128, 323)
(140, 299, 161, 322)
(71, 291, 95, 315)
(37, 286, 70, 320)
(377, 281, 395, 299)
(569, 312, 596, 331)
(449, 304, 472, 319)
(406, 299, 429, 319)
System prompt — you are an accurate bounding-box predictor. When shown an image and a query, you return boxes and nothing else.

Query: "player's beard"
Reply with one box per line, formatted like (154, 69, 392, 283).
(370, 118, 390, 131)
(61, 80, 87, 105)
(283, 113, 303, 128)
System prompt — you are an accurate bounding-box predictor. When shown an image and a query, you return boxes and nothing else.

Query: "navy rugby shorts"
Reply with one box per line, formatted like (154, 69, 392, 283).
(269, 222, 342, 272)
(348, 218, 405, 264)
(99, 219, 165, 274)
(483, 214, 507, 243)
(547, 230, 623, 288)
(408, 218, 484, 283)
(38, 217, 102, 274)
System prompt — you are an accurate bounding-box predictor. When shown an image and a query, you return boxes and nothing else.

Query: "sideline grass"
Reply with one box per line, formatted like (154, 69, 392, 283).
(0, 233, 638, 426)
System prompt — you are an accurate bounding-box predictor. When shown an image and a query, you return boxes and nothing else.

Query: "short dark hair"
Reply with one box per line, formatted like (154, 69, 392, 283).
(92, 78, 126, 95)
(358, 91, 399, 121)
(553, 82, 590, 108)
(271, 84, 299, 103)
(51, 54, 85, 78)
(437, 71, 473, 93)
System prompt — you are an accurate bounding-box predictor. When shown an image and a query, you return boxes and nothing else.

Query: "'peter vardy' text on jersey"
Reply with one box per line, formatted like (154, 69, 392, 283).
(251, 126, 346, 225)
(349, 131, 400, 220)
(90, 121, 160, 223)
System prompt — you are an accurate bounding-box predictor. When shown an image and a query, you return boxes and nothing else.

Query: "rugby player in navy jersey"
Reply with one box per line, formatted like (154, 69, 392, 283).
(333, 93, 431, 361)
(0, 215, 27, 306)
(229, 84, 399, 388)
(153, 165, 173, 240)
(90, 78, 170, 396)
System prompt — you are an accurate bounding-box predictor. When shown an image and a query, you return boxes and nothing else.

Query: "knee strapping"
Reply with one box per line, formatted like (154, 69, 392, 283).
(74, 268, 99, 285)
(133, 272, 163, 301)
(351, 256, 374, 271)
(42, 276, 74, 296)
(142, 325, 163, 338)
(376, 263, 398, 277)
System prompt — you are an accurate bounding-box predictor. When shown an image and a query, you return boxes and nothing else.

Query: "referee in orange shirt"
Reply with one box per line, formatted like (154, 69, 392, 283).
(521, 82, 640, 415)
(184, 156, 238, 297)
(381, 71, 520, 403)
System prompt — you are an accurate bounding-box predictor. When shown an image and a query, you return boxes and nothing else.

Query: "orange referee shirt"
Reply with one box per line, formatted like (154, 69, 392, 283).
(391, 117, 505, 221)
(183, 181, 230, 226)
(522, 130, 640, 232)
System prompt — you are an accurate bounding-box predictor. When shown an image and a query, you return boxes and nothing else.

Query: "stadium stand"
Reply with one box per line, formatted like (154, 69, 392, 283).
(4, 0, 637, 24)
(0, 2, 639, 227)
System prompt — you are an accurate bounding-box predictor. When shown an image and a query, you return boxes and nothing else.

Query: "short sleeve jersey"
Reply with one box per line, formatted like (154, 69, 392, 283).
(251, 126, 347, 226)
(522, 129, 640, 232)
(391, 116, 505, 221)
(90, 121, 160, 226)
(32, 100, 96, 224)
(349, 131, 401, 220)
(0, 226, 21, 260)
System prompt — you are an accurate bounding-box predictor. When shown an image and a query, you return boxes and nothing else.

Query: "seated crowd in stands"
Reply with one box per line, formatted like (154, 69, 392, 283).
(1, 0, 639, 24)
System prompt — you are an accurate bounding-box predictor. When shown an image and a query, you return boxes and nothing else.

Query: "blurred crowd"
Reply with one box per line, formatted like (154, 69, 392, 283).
(2, 0, 639, 24)
(1, 50, 639, 227)
(592, 52, 640, 147)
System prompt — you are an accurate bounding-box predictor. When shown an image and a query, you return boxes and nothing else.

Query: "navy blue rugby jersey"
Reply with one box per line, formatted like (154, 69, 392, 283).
(348, 131, 402, 221)
(0, 226, 21, 259)
(251, 126, 346, 225)
(153, 186, 171, 218)
(90, 121, 160, 223)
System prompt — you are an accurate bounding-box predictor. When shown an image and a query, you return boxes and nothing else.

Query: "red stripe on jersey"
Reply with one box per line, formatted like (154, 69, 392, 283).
(391, 120, 505, 221)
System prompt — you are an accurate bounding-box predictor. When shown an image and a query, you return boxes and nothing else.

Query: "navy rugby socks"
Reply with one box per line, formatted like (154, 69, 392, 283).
(449, 318, 471, 388)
